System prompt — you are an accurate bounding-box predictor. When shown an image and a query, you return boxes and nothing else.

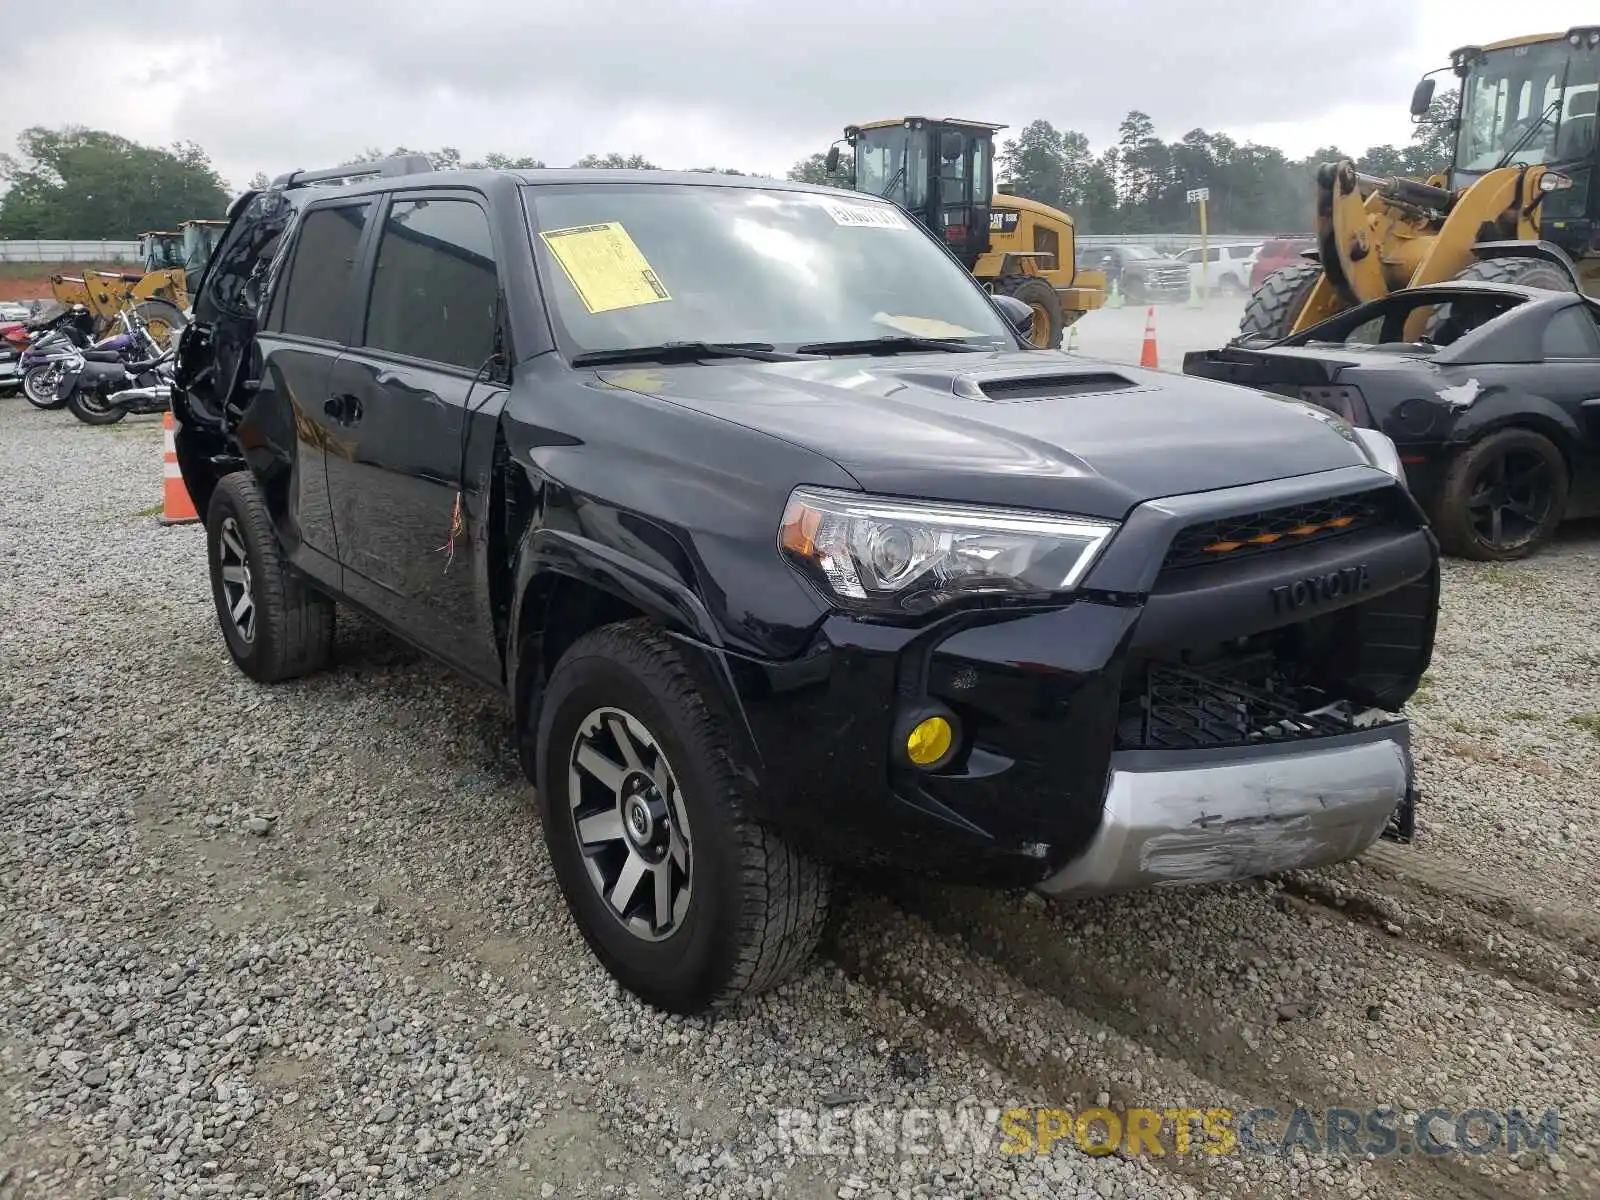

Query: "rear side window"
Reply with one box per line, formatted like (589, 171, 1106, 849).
(1228, 245, 1254, 258)
(277, 204, 373, 341)
(1542, 306, 1600, 357)
(363, 197, 500, 371)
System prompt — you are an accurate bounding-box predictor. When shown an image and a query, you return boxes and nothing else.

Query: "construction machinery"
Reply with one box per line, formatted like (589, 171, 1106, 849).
(47, 218, 227, 348)
(1241, 27, 1600, 342)
(827, 118, 1106, 349)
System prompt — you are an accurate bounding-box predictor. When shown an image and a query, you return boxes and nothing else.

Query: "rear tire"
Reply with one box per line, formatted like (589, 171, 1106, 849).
(996, 276, 1064, 349)
(534, 619, 831, 1014)
(205, 471, 335, 682)
(1452, 255, 1575, 292)
(1238, 263, 1323, 341)
(1430, 427, 1569, 561)
(66, 389, 127, 425)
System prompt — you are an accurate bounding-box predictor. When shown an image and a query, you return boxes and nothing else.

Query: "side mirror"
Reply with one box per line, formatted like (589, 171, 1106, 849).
(992, 294, 1035, 339)
(824, 145, 840, 174)
(1410, 77, 1437, 118)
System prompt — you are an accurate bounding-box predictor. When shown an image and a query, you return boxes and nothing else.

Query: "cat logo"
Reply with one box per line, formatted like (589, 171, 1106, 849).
(990, 210, 1020, 234)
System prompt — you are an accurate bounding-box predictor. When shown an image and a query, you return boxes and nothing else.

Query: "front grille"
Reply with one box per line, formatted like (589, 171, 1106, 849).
(1161, 491, 1389, 573)
(1118, 660, 1381, 751)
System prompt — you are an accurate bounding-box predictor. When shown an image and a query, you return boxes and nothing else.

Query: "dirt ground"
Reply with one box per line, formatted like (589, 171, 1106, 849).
(0, 263, 129, 305)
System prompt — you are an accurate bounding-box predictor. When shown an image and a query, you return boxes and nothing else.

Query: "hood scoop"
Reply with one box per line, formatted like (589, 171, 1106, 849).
(965, 371, 1140, 403)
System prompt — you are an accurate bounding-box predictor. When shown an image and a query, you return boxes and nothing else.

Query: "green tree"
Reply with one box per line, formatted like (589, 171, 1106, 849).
(0, 126, 231, 239)
(997, 120, 1070, 210)
(247, 171, 271, 190)
(1404, 87, 1459, 175)
(572, 152, 659, 169)
(787, 150, 853, 189)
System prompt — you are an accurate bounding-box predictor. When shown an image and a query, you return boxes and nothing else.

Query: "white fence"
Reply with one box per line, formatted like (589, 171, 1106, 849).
(1076, 232, 1313, 253)
(0, 240, 142, 263)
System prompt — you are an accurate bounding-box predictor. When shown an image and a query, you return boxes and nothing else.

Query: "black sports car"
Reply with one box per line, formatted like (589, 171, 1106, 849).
(1183, 280, 1600, 560)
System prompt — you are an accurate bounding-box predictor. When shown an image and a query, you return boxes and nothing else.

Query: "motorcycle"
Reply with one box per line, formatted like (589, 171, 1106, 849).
(3, 304, 95, 400)
(54, 308, 175, 425)
(18, 306, 134, 410)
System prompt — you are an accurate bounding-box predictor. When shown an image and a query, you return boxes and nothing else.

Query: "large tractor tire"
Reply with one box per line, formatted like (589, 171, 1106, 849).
(1238, 264, 1323, 342)
(132, 299, 188, 352)
(1452, 255, 1576, 292)
(997, 276, 1065, 349)
(1421, 256, 1578, 344)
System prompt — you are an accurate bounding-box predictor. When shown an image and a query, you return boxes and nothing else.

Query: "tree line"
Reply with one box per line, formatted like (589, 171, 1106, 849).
(0, 99, 1457, 241)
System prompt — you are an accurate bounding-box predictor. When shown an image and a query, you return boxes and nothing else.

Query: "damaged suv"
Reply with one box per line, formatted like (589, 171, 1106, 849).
(172, 156, 1437, 1014)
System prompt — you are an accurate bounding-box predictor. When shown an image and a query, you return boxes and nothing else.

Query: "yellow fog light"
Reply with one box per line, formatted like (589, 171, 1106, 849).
(906, 716, 954, 766)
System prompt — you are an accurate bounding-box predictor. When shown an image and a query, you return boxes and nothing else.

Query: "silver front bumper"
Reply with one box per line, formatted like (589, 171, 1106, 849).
(1035, 726, 1412, 897)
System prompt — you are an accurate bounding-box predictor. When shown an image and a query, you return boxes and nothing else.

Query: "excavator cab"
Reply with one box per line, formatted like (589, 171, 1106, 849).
(1434, 30, 1600, 263)
(836, 118, 999, 269)
(180, 219, 228, 296)
(138, 231, 185, 272)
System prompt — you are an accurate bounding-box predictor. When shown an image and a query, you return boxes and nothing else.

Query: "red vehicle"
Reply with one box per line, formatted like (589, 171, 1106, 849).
(1249, 236, 1317, 289)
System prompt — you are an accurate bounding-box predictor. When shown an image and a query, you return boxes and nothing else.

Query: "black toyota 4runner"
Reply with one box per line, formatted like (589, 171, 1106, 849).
(172, 156, 1437, 1015)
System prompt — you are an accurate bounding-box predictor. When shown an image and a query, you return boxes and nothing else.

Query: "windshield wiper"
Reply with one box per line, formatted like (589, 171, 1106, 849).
(1497, 96, 1563, 169)
(794, 335, 978, 356)
(569, 340, 797, 367)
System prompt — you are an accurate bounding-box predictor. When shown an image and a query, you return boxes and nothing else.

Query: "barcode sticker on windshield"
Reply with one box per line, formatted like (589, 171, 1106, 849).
(821, 201, 910, 229)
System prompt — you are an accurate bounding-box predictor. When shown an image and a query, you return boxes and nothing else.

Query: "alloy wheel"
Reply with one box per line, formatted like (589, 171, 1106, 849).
(567, 706, 692, 942)
(23, 364, 63, 407)
(1468, 448, 1555, 550)
(217, 516, 257, 643)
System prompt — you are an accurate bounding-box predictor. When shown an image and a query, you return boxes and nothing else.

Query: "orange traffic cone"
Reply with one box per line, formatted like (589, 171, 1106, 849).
(160, 411, 199, 526)
(1139, 306, 1159, 370)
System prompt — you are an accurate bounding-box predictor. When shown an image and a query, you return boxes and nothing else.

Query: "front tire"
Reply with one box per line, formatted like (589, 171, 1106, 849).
(132, 299, 187, 352)
(534, 620, 831, 1014)
(22, 364, 67, 410)
(205, 471, 335, 682)
(1238, 263, 1323, 341)
(996, 276, 1064, 349)
(1430, 427, 1569, 561)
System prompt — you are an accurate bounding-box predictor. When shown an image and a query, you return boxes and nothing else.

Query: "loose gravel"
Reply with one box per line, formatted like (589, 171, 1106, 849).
(2, 404, 1598, 1200)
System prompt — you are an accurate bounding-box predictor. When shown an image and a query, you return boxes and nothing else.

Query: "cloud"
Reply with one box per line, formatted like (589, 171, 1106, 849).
(0, 0, 1485, 191)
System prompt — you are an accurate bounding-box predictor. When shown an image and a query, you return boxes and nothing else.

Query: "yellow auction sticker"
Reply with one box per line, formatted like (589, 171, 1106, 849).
(539, 222, 672, 315)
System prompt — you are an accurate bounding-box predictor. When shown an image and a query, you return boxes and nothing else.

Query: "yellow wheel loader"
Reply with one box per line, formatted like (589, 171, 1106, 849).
(828, 118, 1106, 349)
(1241, 27, 1600, 343)
(48, 218, 227, 347)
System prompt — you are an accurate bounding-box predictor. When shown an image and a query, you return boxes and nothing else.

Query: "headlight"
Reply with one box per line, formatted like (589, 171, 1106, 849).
(1353, 427, 1405, 482)
(778, 486, 1118, 615)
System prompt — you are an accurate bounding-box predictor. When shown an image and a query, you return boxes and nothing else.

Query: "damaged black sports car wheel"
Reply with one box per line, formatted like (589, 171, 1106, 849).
(1433, 427, 1568, 561)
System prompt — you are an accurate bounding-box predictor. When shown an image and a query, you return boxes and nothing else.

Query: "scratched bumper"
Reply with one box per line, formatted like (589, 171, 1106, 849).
(1033, 721, 1412, 897)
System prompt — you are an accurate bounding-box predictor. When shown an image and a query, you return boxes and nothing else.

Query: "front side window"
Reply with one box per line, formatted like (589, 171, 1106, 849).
(852, 127, 930, 212)
(524, 183, 1013, 356)
(278, 203, 374, 341)
(363, 197, 500, 370)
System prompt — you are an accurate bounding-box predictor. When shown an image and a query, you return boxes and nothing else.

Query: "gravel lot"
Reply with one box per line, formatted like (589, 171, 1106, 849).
(2, 398, 1598, 1200)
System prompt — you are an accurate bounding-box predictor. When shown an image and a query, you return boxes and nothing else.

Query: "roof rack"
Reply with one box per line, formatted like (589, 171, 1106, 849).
(269, 154, 434, 190)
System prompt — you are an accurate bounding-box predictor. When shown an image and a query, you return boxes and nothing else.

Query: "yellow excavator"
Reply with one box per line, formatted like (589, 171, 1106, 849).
(1241, 27, 1600, 342)
(48, 218, 228, 346)
(828, 118, 1106, 349)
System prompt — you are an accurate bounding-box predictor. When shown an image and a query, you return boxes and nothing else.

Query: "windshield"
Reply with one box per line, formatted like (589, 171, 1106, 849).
(1455, 40, 1600, 175)
(523, 183, 1015, 356)
(852, 126, 931, 212)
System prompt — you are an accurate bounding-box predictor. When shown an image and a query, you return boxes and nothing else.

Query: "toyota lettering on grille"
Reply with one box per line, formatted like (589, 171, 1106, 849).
(1269, 564, 1371, 614)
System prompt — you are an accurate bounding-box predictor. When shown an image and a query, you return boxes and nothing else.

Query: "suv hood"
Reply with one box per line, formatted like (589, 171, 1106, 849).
(597, 350, 1380, 519)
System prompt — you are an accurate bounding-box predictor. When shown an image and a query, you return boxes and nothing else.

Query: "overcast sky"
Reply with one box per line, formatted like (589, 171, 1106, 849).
(1, 0, 1596, 192)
